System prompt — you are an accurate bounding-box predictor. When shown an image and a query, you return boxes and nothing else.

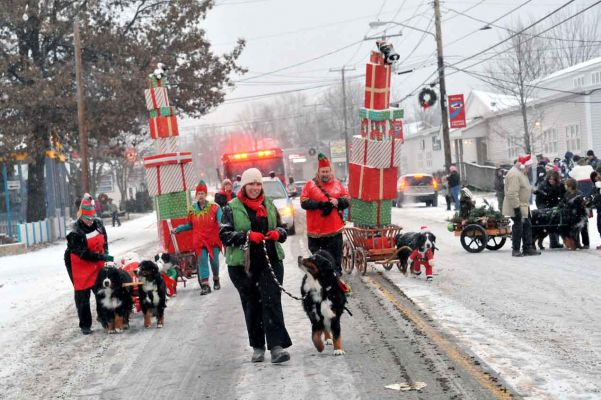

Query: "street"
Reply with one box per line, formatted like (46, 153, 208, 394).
(1, 206, 513, 400)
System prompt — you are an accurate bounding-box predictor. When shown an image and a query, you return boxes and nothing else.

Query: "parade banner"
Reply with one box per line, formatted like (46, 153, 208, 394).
(448, 94, 466, 129)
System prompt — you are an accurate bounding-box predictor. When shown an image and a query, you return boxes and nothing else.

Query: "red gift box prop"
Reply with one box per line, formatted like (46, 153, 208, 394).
(364, 63, 391, 110)
(143, 152, 196, 196)
(144, 87, 170, 110)
(348, 163, 397, 201)
(149, 115, 179, 139)
(369, 50, 384, 65)
(158, 217, 194, 254)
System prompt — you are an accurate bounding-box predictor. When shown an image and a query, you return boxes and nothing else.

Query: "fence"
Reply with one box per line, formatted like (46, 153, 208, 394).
(461, 162, 497, 192)
(17, 216, 68, 247)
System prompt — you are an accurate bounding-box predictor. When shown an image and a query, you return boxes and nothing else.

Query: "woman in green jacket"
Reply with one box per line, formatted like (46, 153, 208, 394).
(219, 168, 292, 364)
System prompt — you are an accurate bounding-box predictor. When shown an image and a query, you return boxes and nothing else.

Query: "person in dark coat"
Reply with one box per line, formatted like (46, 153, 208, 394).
(447, 165, 461, 210)
(494, 167, 505, 212)
(587, 150, 600, 171)
(534, 171, 565, 249)
(535, 154, 548, 188)
(219, 168, 292, 364)
(64, 194, 113, 335)
(560, 152, 575, 179)
(214, 178, 234, 208)
(564, 178, 589, 249)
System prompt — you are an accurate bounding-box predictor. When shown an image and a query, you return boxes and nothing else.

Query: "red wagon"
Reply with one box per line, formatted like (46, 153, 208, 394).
(342, 224, 403, 275)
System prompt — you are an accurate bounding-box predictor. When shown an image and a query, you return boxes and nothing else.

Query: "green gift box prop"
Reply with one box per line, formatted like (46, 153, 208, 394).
(349, 198, 392, 227)
(359, 107, 404, 121)
(155, 191, 191, 220)
(149, 106, 176, 118)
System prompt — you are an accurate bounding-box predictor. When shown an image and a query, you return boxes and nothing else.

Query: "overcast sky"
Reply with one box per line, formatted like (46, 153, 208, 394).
(179, 0, 593, 132)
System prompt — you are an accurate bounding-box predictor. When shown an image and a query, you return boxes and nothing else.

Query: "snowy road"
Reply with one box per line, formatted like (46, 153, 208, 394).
(1, 197, 600, 399)
(387, 198, 601, 400)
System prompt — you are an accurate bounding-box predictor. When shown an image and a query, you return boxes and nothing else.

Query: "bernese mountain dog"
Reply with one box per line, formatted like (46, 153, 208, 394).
(94, 265, 134, 333)
(298, 250, 348, 355)
(531, 195, 589, 250)
(154, 252, 177, 297)
(137, 260, 167, 328)
(394, 229, 437, 279)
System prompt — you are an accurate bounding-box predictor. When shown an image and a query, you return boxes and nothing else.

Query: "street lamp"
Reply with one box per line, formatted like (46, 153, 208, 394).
(369, 12, 453, 170)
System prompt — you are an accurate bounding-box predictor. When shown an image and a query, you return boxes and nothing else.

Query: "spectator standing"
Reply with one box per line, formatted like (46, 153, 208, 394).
(535, 154, 548, 188)
(564, 178, 590, 249)
(503, 155, 541, 257)
(534, 171, 565, 249)
(232, 175, 242, 194)
(569, 158, 594, 197)
(215, 179, 234, 208)
(287, 176, 298, 197)
(587, 150, 600, 171)
(494, 167, 505, 212)
(108, 199, 121, 227)
(447, 165, 461, 210)
(560, 152, 575, 179)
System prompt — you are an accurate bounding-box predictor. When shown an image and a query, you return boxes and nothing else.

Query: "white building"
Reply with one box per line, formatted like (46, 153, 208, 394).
(401, 57, 601, 176)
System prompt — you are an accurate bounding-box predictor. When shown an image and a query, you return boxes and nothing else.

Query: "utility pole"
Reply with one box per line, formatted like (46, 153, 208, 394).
(329, 66, 356, 169)
(433, 0, 452, 169)
(74, 19, 90, 193)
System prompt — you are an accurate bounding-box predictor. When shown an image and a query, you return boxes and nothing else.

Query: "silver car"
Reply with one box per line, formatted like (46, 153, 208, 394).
(262, 178, 295, 234)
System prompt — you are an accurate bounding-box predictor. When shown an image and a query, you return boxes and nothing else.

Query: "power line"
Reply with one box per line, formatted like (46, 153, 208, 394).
(236, 39, 364, 82)
(450, 0, 601, 73)
(443, 3, 601, 44)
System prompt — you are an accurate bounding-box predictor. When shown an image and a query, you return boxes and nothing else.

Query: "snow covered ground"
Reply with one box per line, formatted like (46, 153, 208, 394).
(2, 196, 601, 399)
(387, 194, 601, 399)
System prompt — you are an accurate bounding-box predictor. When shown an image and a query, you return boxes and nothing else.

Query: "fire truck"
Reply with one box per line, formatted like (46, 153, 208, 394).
(221, 147, 286, 185)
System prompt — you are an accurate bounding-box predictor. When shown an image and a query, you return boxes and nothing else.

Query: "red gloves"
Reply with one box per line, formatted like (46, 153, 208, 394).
(265, 230, 280, 241)
(248, 231, 265, 244)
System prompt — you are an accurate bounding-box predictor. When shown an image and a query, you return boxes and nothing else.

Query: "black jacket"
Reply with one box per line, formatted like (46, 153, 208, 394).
(64, 218, 108, 281)
(447, 171, 460, 188)
(535, 180, 566, 209)
(219, 202, 287, 267)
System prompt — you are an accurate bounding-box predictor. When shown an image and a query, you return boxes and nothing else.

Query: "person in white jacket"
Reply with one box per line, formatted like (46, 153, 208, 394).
(569, 158, 594, 197)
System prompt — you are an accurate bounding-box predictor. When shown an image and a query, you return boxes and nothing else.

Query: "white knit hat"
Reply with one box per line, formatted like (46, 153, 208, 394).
(240, 168, 263, 188)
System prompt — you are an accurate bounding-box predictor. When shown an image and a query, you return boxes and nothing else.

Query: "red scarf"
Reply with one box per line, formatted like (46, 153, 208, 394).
(237, 190, 267, 217)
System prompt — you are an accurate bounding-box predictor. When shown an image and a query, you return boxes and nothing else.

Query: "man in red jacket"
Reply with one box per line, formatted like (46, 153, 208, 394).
(300, 153, 350, 275)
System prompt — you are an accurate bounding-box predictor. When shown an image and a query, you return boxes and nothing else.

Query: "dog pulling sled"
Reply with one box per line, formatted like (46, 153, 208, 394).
(341, 225, 403, 275)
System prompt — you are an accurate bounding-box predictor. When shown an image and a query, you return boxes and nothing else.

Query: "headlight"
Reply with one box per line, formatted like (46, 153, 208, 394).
(279, 205, 294, 216)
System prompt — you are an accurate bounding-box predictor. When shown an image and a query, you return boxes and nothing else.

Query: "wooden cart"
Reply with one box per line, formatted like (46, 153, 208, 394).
(452, 218, 512, 253)
(342, 224, 403, 275)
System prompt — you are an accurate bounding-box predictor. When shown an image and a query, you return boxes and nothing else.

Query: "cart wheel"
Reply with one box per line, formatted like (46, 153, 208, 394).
(382, 262, 394, 271)
(460, 224, 487, 253)
(355, 248, 367, 275)
(342, 241, 355, 274)
(486, 236, 506, 251)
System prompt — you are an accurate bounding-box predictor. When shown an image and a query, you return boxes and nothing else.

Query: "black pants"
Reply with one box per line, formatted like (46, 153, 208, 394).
(511, 216, 533, 251)
(228, 263, 292, 350)
(112, 212, 121, 226)
(581, 222, 590, 247)
(74, 287, 97, 330)
(308, 234, 343, 275)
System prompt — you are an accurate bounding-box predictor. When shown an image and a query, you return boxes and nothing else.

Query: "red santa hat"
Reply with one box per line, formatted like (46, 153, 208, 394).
(517, 154, 533, 169)
(420, 226, 429, 232)
(318, 153, 331, 169)
(195, 180, 207, 194)
(78, 193, 96, 220)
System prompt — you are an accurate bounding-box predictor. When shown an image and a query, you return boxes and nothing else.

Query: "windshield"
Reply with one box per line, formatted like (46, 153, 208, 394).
(262, 181, 288, 199)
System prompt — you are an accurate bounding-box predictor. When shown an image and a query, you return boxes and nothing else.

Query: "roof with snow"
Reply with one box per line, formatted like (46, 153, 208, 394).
(466, 90, 520, 117)
(533, 56, 601, 85)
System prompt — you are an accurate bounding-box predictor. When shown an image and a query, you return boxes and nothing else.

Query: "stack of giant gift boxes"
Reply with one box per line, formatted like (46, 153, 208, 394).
(143, 71, 197, 253)
(348, 49, 403, 227)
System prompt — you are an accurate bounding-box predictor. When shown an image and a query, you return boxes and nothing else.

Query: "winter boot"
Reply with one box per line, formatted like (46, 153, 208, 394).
(200, 283, 212, 295)
(270, 346, 290, 364)
(512, 249, 524, 257)
(213, 278, 221, 290)
(81, 327, 93, 335)
(523, 247, 541, 256)
(251, 346, 265, 363)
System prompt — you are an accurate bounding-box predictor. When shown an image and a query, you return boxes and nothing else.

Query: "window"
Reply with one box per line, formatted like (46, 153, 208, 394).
(542, 128, 558, 154)
(507, 136, 520, 159)
(419, 139, 426, 150)
(426, 152, 432, 168)
(417, 152, 424, 169)
(573, 75, 585, 88)
(565, 124, 581, 153)
(592, 71, 601, 85)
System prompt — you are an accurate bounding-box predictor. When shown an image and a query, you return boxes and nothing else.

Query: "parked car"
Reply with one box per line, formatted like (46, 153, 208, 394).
(262, 178, 296, 234)
(396, 174, 439, 207)
(292, 180, 306, 196)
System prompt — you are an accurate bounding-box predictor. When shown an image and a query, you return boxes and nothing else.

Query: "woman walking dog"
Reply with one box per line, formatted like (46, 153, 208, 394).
(64, 194, 113, 335)
(219, 168, 292, 364)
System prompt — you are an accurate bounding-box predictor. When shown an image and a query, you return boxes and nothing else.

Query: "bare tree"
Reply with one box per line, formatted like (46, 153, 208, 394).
(544, 5, 601, 71)
(483, 22, 551, 154)
(406, 101, 442, 130)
